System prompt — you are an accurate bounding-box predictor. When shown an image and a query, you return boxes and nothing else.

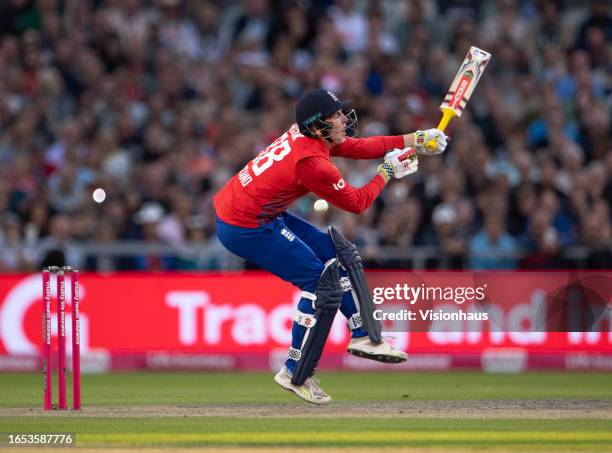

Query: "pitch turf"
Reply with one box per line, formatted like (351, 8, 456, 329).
(1, 371, 611, 450)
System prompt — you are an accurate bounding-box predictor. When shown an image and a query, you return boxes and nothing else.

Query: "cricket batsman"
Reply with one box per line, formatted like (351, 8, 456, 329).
(214, 89, 447, 404)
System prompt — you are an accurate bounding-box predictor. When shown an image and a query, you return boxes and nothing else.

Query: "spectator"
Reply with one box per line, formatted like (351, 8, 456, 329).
(156, 0, 200, 60)
(581, 211, 612, 269)
(328, 0, 368, 55)
(157, 191, 193, 245)
(470, 216, 518, 270)
(131, 201, 176, 270)
(425, 203, 466, 269)
(37, 214, 83, 269)
(520, 210, 563, 269)
(47, 163, 88, 213)
(0, 213, 36, 271)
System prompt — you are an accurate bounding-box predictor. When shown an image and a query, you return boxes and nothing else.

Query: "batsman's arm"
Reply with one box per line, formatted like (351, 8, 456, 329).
(331, 132, 445, 159)
(402, 133, 416, 148)
(331, 135, 405, 159)
(296, 157, 386, 214)
(403, 131, 447, 154)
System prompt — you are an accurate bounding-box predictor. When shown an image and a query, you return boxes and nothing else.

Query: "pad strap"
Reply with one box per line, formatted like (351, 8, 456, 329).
(340, 276, 352, 292)
(300, 291, 316, 301)
(287, 347, 301, 361)
(294, 311, 317, 328)
(347, 313, 363, 330)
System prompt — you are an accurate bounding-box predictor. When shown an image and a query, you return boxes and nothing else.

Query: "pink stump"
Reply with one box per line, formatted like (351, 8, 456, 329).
(71, 270, 81, 410)
(42, 269, 52, 410)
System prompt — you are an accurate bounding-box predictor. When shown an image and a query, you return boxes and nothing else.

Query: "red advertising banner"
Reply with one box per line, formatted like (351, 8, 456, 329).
(0, 272, 610, 372)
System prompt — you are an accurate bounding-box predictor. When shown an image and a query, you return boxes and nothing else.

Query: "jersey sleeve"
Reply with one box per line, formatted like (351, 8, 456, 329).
(295, 156, 385, 214)
(330, 135, 405, 159)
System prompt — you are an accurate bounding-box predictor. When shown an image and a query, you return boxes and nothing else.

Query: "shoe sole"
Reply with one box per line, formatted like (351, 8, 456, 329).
(274, 375, 331, 405)
(347, 348, 407, 364)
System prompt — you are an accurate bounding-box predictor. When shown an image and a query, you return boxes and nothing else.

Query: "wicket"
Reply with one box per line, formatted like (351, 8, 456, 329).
(42, 266, 81, 411)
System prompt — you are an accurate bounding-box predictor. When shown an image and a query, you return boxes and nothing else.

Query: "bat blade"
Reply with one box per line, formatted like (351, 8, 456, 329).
(440, 46, 491, 118)
(424, 46, 491, 152)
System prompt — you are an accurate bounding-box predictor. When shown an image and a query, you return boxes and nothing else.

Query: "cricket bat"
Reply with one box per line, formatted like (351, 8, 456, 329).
(425, 46, 491, 151)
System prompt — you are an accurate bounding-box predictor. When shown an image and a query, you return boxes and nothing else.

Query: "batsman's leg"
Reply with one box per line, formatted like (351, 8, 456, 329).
(275, 259, 342, 405)
(283, 212, 408, 362)
(216, 216, 334, 404)
(290, 259, 341, 386)
(282, 213, 369, 339)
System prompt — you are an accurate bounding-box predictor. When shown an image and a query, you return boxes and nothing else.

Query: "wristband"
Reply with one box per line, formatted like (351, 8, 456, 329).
(414, 130, 426, 149)
(377, 162, 394, 181)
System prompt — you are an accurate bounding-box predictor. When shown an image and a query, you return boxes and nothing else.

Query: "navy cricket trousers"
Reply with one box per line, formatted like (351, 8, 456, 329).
(216, 212, 366, 372)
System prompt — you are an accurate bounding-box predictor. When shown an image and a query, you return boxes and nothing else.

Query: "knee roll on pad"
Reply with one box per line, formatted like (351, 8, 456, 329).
(329, 225, 382, 344)
(291, 259, 342, 386)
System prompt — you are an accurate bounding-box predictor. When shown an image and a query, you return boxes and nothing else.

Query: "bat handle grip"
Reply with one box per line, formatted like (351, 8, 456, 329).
(425, 109, 455, 151)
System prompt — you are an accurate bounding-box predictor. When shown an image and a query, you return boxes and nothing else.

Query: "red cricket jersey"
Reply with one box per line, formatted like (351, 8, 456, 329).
(213, 124, 404, 227)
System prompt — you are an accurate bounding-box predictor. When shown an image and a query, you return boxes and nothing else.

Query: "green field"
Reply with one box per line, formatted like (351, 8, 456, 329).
(1, 371, 611, 451)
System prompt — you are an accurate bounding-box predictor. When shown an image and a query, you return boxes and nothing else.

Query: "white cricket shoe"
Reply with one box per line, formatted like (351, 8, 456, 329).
(347, 336, 408, 363)
(274, 366, 332, 405)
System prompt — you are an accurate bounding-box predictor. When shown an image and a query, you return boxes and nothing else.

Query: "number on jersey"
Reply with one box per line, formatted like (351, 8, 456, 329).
(251, 133, 291, 176)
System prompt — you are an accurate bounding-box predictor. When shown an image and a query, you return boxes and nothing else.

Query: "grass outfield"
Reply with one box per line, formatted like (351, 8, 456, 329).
(1, 371, 611, 450)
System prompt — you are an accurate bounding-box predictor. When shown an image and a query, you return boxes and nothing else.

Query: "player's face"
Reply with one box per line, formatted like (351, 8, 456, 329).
(322, 110, 348, 145)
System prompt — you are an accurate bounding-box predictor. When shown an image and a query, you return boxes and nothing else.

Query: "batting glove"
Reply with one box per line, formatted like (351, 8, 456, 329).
(378, 148, 419, 180)
(414, 129, 448, 155)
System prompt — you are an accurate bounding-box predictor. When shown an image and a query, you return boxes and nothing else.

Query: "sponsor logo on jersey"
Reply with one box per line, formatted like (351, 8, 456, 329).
(333, 178, 346, 190)
(281, 228, 295, 242)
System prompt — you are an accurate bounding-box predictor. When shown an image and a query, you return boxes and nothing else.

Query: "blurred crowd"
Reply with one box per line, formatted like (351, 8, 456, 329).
(0, 0, 610, 271)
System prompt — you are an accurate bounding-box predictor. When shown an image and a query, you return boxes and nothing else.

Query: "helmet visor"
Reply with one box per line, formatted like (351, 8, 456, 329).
(312, 108, 359, 140)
